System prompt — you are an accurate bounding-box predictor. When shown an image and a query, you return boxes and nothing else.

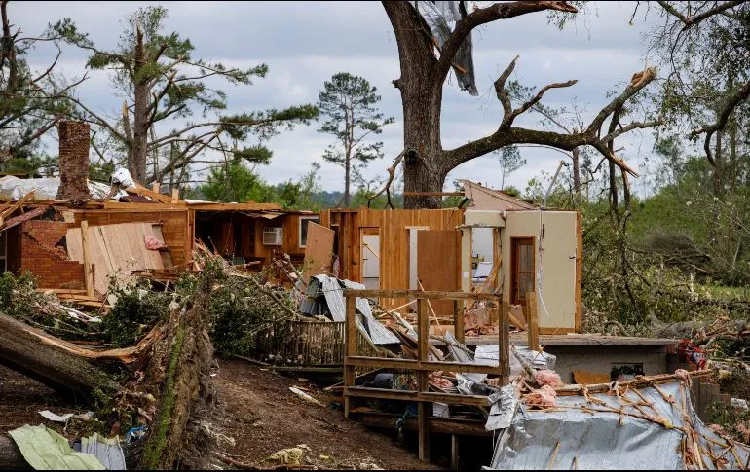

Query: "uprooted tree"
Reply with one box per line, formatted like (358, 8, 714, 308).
(382, 1, 661, 208)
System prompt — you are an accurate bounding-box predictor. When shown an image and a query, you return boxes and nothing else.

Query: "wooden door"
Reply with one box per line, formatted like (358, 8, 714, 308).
(417, 230, 460, 317)
(510, 237, 535, 310)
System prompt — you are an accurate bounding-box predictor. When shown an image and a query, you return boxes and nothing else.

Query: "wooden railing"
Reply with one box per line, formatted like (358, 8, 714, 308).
(342, 289, 509, 462)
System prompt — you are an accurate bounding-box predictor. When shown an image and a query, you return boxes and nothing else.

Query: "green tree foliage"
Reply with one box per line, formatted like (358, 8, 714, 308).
(194, 158, 323, 211)
(495, 145, 526, 190)
(54, 6, 318, 185)
(318, 72, 393, 207)
(0, 1, 84, 162)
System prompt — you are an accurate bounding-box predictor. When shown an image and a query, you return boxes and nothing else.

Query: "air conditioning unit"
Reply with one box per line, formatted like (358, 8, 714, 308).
(262, 227, 283, 246)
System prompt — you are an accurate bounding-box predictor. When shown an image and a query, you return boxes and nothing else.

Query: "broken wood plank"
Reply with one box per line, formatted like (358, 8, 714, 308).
(80, 220, 95, 298)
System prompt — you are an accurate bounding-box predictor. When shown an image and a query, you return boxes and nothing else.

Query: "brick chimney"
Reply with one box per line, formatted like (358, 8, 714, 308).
(56, 121, 91, 201)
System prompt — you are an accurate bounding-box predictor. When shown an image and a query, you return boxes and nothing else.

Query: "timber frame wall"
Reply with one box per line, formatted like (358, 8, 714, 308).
(319, 208, 465, 310)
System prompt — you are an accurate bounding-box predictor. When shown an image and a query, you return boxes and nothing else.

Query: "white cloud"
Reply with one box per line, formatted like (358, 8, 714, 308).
(10, 1, 661, 197)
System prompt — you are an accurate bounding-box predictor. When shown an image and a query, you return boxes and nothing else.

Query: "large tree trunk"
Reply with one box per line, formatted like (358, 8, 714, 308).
(129, 24, 149, 184)
(139, 278, 214, 470)
(0, 313, 117, 403)
(572, 146, 581, 202)
(0, 437, 28, 470)
(386, 2, 446, 209)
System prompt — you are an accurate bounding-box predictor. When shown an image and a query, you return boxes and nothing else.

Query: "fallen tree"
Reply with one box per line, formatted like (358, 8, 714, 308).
(0, 437, 27, 470)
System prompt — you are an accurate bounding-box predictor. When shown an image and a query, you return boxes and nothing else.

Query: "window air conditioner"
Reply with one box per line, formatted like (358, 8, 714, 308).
(262, 227, 283, 246)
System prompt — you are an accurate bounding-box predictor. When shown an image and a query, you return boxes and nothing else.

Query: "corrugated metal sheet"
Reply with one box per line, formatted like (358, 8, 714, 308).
(299, 275, 399, 345)
(486, 380, 750, 470)
(81, 433, 126, 470)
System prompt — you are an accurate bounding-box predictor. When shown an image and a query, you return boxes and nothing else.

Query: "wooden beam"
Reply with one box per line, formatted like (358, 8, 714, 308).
(343, 289, 501, 301)
(151, 181, 161, 193)
(454, 299, 464, 344)
(344, 386, 490, 406)
(344, 356, 505, 375)
(527, 291, 540, 351)
(402, 192, 464, 197)
(80, 220, 95, 298)
(124, 185, 172, 203)
(344, 294, 357, 419)
(171, 188, 180, 203)
(352, 413, 492, 437)
(419, 401, 430, 462)
(451, 435, 460, 470)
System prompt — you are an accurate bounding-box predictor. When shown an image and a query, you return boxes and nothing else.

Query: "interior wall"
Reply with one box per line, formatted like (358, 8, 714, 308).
(503, 210, 580, 333)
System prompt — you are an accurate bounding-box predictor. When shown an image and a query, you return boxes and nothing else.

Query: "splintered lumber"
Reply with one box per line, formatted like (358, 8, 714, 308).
(0, 313, 117, 402)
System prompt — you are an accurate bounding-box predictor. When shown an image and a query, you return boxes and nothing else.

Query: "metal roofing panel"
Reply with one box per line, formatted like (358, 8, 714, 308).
(487, 380, 750, 470)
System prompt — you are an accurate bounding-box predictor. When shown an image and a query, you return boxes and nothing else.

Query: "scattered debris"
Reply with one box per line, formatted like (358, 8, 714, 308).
(8, 425, 105, 470)
(288, 387, 325, 407)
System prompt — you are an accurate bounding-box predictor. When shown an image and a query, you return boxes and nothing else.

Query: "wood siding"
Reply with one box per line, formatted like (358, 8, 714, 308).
(69, 208, 190, 267)
(320, 208, 464, 310)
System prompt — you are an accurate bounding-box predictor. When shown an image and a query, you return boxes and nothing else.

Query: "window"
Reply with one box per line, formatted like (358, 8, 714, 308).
(299, 215, 320, 248)
(0, 230, 6, 272)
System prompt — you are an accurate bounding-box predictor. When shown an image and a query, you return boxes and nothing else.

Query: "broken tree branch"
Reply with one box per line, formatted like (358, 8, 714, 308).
(367, 149, 406, 209)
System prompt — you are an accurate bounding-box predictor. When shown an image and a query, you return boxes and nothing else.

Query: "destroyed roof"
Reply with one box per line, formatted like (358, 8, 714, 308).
(299, 275, 399, 346)
(459, 179, 536, 210)
(487, 373, 750, 470)
(0, 175, 127, 201)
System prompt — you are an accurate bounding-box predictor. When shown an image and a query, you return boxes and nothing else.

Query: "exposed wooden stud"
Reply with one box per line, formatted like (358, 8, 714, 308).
(171, 188, 179, 203)
(451, 435, 460, 470)
(454, 299, 464, 344)
(527, 291, 540, 351)
(418, 401, 430, 462)
(344, 294, 357, 419)
(151, 181, 160, 193)
(343, 288, 501, 301)
(80, 220, 95, 298)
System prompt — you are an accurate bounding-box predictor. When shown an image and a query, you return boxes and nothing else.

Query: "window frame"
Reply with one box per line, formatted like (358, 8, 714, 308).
(298, 215, 320, 248)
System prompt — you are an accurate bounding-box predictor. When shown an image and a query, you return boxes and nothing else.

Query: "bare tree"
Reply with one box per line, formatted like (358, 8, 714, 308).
(56, 6, 317, 185)
(382, 1, 661, 208)
(0, 1, 86, 162)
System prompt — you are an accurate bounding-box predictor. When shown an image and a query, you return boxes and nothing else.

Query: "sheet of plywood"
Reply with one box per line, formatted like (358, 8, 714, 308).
(417, 230, 460, 317)
(303, 222, 334, 280)
(67, 222, 167, 296)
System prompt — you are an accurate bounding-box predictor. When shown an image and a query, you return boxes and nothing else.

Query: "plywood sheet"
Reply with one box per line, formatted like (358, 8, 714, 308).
(66, 222, 167, 296)
(417, 230, 460, 317)
(303, 222, 334, 280)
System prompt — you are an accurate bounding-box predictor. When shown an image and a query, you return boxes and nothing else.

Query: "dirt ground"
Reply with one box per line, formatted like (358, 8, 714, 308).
(0, 365, 90, 436)
(209, 358, 442, 470)
(0, 360, 441, 470)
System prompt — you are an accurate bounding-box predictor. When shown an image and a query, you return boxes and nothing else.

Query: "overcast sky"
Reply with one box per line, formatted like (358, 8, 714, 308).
(11, 1, 663, 196)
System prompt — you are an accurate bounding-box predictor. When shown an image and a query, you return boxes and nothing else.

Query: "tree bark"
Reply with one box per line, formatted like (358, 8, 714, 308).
(0, 313, 117, 403)
(139, 278, 214, 470)
(572, 146, 581, 201)
(0, 437, 28, 470)
(383, 1, 657, 209)
(129, 24, 149, 184)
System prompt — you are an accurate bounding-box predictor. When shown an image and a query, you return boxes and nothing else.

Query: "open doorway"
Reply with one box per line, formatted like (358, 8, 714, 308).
(470, 227, 494, 290)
